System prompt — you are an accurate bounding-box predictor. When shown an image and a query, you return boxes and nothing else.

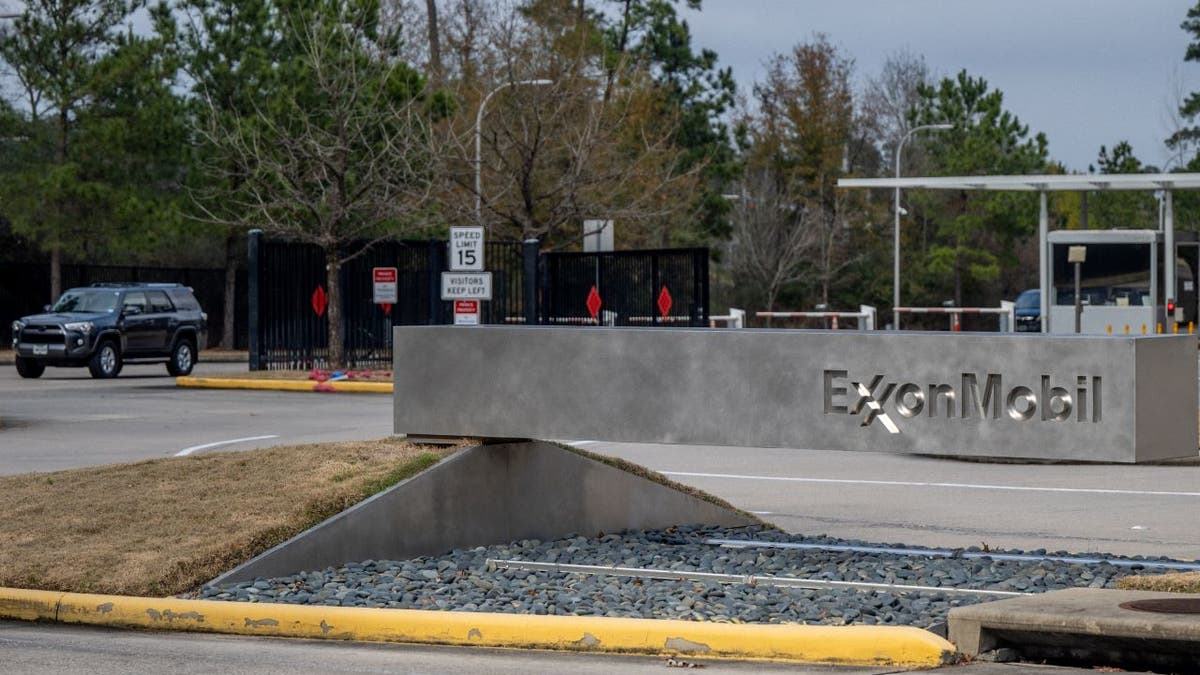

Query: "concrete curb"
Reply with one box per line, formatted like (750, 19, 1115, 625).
(0, 587, 956, 666)
(175, 376, 392, 394)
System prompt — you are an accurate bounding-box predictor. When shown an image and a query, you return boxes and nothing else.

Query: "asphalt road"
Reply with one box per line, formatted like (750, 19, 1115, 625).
(0, 620, 843, 674)
(0, 620, 1101, 675)
(0, 361, 393, 474)
(569, 441, 1200, 560)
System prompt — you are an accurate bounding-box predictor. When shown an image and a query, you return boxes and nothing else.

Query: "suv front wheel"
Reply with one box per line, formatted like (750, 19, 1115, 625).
(166, 338, 195, 376)
(89, 340, 122, 379)
(15, 357, 45, 379)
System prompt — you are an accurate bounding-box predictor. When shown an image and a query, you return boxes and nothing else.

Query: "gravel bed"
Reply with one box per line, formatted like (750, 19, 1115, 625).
(194, 525, 1192, 630)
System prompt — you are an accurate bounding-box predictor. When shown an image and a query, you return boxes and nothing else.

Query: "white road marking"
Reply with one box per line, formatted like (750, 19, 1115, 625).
(564, 440, 600, 446)
(175, 435, 280, 457)
(661, 471, 1200, 498)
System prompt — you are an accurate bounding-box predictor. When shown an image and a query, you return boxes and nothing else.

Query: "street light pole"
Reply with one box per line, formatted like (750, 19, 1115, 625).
(893, 123, 952, 329)
(475, 78, 553, 226)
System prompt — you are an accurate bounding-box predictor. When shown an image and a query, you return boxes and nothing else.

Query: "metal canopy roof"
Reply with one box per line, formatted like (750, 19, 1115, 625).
(838, 173, 1200, 191)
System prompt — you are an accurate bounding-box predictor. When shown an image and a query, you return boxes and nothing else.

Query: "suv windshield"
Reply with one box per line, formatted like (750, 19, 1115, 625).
(51, 290, 120, 313)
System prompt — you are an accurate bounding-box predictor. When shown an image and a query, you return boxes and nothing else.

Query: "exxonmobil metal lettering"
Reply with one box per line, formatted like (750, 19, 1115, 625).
(822, 370, 1102, 434)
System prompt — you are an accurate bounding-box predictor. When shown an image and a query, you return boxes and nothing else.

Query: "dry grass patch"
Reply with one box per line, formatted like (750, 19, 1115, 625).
(0, 438, 458, 597)
(1117, 572, 1200, 593)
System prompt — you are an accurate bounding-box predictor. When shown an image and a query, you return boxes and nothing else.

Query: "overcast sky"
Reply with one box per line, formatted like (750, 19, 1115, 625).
(679, 0, 1200, 173)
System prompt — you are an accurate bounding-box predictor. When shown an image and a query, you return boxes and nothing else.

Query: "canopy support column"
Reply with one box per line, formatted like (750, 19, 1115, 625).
(1166, 189, 1175, 329)
(1039, 191, 1049, 334)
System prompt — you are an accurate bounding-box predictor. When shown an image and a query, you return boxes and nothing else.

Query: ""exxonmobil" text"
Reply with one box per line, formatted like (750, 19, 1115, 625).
(822, 370, 1102, 434)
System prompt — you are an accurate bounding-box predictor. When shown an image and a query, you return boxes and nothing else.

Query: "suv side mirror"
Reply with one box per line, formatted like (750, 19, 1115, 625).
(123, 305, 142, 316)
(43, 304, 51, 312)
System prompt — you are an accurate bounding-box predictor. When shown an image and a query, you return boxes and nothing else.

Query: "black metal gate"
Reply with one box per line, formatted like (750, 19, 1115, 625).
(249, 233, 710, 370)
(540, 248, 709, 327)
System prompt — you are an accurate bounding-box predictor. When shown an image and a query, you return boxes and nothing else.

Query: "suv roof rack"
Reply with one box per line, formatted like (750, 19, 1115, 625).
(88, 282, 183, 288)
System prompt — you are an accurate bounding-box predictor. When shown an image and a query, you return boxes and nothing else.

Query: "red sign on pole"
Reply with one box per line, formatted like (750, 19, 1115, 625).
(373, 267, 398, 304)
(454, 299, 479, 326)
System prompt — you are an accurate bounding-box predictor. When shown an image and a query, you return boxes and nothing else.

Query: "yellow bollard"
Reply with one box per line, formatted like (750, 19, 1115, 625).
(1106, 324, 1112, 335)
(1124, 324, 1130, 335)
(1191, 321, 1196, 335)
(1157, 322, 1163, 334)
(1142, 324, 1147, 335)
(1175, 323, 1180, 335)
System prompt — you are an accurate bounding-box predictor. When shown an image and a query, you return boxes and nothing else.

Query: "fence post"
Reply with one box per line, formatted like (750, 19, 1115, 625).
(247, 229, 262, 371)
(538, 251, 549, 325)
(860, 305, 876, 331)
(427, 240, 443, 325)
(522, 239, 539, 326)
(1000, 300, 1015, 333)
(651, 253, 660, 326)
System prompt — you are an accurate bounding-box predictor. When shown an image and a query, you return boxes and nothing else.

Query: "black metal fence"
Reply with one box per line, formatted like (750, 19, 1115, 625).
(540, 249, 709, 327)
(249, 235, 535, 370)
(249, 232, 710, 370)
(0, 262, 246, 348)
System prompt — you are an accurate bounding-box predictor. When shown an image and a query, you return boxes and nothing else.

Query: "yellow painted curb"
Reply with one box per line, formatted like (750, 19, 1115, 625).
(176, 376, 392, 394)
(0, 587, 955, 666)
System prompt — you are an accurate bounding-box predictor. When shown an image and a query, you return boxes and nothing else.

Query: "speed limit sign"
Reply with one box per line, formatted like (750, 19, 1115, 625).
(449, 226, 484, 271)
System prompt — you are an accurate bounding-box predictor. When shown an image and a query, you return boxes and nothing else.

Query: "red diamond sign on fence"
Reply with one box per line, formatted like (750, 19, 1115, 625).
(586, 285, 602, 320)
(657, 286, 673, 319)
(311, 286, 328, 317)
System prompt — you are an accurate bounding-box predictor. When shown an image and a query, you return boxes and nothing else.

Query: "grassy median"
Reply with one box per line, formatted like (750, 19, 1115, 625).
(0, 439, 458, 597)
(1117, 572, 1200, 593)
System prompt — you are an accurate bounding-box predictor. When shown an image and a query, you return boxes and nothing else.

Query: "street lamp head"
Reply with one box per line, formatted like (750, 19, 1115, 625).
(892, 121, 952, 325)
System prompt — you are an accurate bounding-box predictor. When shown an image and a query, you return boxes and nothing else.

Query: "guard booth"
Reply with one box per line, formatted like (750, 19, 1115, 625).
(836, 173, 1200, 334)
(1048, 230, 1199, 334)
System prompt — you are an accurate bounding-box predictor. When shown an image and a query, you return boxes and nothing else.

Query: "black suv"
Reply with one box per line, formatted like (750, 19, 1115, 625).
(11, 283, 207, 379)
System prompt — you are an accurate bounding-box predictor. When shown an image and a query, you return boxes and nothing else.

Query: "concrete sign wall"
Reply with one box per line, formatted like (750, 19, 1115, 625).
(393, 327, 1198, 463)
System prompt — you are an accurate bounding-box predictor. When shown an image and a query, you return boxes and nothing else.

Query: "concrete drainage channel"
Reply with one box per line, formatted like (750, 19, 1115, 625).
(483, 558, 1028, 598)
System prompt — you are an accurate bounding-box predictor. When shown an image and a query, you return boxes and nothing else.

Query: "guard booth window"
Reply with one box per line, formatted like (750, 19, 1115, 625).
(1173, 242, 1200, 324)
(1053, 243, 1151, 307)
